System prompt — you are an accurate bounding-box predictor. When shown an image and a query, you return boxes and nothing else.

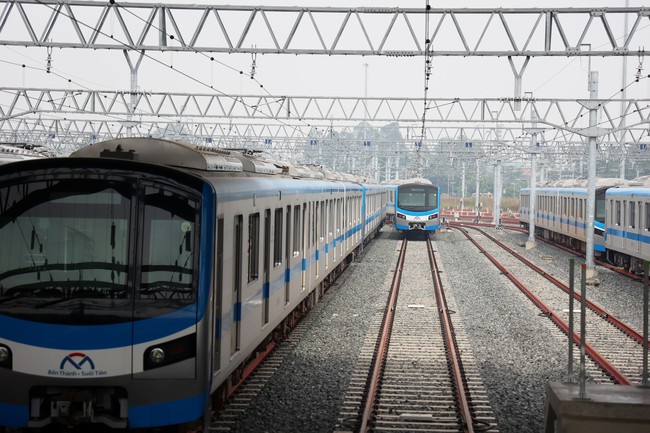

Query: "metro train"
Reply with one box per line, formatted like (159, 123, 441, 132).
(605, 176, 650, 273)
(394, 178, 441, 234)
(519, 177, 650, 273)
(0, 138, 388, 431)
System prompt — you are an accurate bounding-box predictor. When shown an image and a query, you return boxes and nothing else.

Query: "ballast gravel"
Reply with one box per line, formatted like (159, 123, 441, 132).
(230, 228, 399, 433)
(222, 225, 647, 433)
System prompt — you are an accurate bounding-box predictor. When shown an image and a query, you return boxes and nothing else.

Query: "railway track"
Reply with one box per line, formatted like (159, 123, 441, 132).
(453, 224, 647, 386)
(460, 221, 644, 282)
(337, 238, 498, 432)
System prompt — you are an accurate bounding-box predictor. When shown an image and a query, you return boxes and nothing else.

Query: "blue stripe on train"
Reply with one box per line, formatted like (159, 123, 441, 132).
(0, 304, 197, 350)
(0, 401, 28, 427)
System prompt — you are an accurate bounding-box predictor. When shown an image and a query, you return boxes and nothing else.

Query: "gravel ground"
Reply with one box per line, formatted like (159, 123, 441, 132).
(498, 228, 647, 333)
(229, 227, 401, 433)
(222, 224, 647, 433)
(434, 228, 571, 433)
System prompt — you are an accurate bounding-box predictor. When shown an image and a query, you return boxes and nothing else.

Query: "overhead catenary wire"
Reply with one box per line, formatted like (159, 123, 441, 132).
(23, 0, 320, 141)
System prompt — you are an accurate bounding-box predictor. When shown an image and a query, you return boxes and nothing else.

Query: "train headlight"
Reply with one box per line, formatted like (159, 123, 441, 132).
(428, 213, 438, 220)
(0, 345, 11, 369)
(396, 213, 406, 219)
(144, 334, 196, 370)
(149, 348, 165, 364)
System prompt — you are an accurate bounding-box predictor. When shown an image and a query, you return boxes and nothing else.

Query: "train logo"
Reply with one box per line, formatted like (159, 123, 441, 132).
(60, 352, 95, 370)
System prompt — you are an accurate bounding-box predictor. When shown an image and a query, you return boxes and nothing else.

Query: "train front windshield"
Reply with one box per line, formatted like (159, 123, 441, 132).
(397, 185, 439, 211)
(0, 174, 200, 324)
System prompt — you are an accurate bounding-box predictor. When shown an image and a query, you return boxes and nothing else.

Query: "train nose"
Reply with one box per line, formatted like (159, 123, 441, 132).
(409, 222, 425, 230)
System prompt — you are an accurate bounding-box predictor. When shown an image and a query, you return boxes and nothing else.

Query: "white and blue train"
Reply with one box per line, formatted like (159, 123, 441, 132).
(519, 177, 650, 274)
(394, 178, 441, 234)
(605, 176, 650, 273)
(0, 137, 388, 431)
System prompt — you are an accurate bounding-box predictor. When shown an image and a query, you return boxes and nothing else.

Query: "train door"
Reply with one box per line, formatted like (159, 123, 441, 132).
(644, 202, 650, 259)
(213, 218, 224, 374)
(621, 200, 629, 248)
(614, 200, 623, 249)
(627, 201, 640, 254)
(301, 203, 308, 291)
(134, 184, 199, 379)
(285, 205, 291, 306)
(562, 196, 568, 234)
(263, 209, 271, 326)
(231, 215, 243, 355)
(315, 201, 320, 279)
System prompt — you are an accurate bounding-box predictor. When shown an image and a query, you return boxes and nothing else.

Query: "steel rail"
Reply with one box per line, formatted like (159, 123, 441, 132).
(359, 238, 407, 432)
(463, 224, 646, 346)
(426, 238, 475, 433)
(454, 225, 631, 386)
(453, 221, 644, 282)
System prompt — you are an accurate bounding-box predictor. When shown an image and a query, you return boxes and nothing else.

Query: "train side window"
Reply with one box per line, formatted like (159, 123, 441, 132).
(645, 203, 650, 231)
(615, 201, 621, 226)
(630, 202, 636, 229)
(577, 199, 581, 220)
(293, 205, 300, 256)
(248, 212, 260, 282)
(320, 200, 326, 242)
(274, 208, 283, 267)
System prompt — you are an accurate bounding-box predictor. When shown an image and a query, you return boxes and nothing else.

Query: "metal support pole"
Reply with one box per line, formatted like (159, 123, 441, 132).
(461, 161, 466, 211)
(585, 70, 599, 280)
(475, 159, 480, 222)
(527, 152, 537, 247)
(579, 263, 587, 399)
(494, 159, 502, 228)
(568, 258, 575, 382)
(123, 50, 145, 137)
(525, 106, 542, 250)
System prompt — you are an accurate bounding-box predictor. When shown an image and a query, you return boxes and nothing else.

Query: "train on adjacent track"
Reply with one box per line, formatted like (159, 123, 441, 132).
(0, 138, 389, 431)
(393, 178, 441, 234)
(519, 176, 650, 274)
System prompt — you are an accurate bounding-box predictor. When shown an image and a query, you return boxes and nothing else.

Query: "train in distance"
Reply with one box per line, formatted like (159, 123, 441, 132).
(391, 178, 441, 235)
(519, 176, 650, 274)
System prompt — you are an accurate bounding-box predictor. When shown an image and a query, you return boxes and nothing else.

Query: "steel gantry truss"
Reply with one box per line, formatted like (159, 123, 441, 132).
(1, 87, 648, 142)
(1, 1, 649, 56)
(1, 88, 648, 167)
(1, 1, 649, 178)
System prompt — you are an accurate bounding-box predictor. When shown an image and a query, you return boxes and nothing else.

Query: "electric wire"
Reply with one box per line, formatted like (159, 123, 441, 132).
(22, 0, 317, 141)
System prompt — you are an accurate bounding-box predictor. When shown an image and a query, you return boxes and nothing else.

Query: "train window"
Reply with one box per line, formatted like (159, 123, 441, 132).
(0, 179, 131, 301)
(248, 213, 260, 282)
(578, 199, 583, 220)
(615, 201, 621, 226)
(293, 205, 300, 256)
(329, 199, 334, 238)
(645, 203, 650, 231)
(320, 200, 326, 242)
(630, 202, 636, 229)
(274, 208, 283, 267)
(140, 186, 199, 301)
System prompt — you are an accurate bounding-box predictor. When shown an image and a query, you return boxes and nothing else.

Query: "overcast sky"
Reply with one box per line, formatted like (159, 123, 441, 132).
(2, 0, 649, 106)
